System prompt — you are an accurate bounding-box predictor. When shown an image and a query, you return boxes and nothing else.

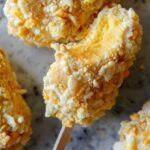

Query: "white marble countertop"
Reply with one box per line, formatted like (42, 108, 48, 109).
(0, 0, 150, 150)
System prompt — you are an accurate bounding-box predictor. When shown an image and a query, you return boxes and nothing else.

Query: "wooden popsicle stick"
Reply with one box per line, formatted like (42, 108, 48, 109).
(53, 126, 73, 150)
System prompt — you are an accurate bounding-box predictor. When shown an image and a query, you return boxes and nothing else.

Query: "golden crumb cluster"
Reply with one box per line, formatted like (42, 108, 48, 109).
(4, 0, 119, 47)
(0, 49, 31, 150)
(113, 100, 150, 150)
(43, 5, 142, 127)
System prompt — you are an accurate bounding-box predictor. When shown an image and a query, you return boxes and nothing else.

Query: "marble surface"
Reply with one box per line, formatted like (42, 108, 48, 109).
(0, 0, 150, 150)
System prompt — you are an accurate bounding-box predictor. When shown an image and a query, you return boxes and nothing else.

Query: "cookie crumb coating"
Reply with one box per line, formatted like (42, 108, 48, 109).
(0, 49, 32, 150)
(43, 5, 142, 127)
(113, 100, 150, 150)
(4, 0, 119, 48)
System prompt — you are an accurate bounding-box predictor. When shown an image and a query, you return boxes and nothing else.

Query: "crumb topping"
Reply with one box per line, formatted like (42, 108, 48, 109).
(114, 100, 150, 150)
(43, 5, 142, 127)
(4, 0, 119, 47)
(0, 48, 31, 149)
